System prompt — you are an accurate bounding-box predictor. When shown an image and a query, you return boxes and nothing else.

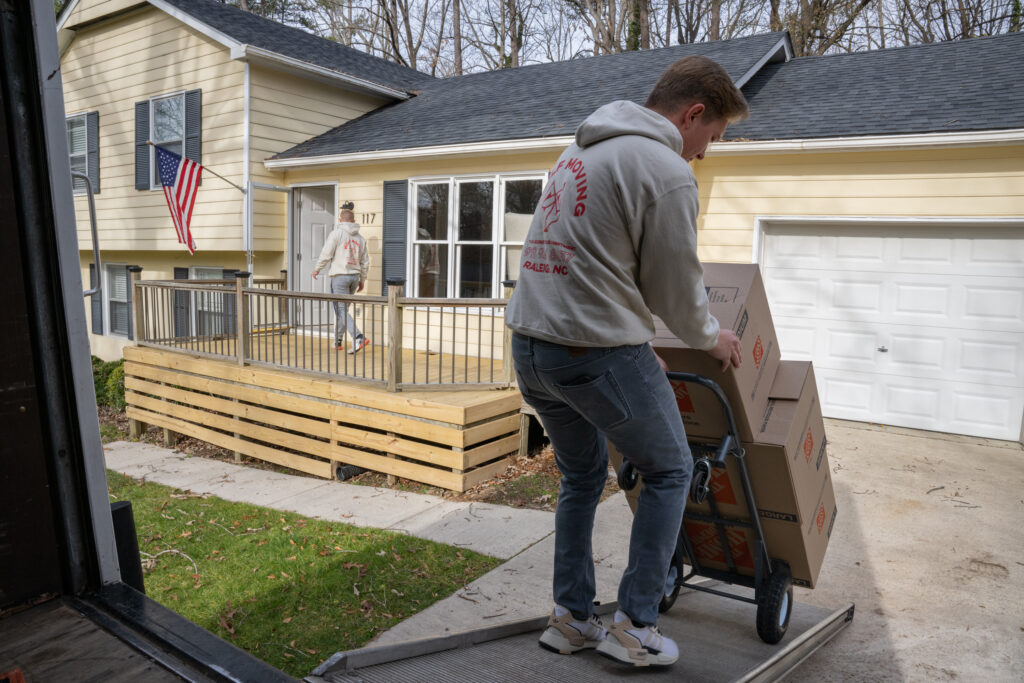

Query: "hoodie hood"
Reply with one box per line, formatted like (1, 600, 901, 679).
(337, 221, 361, 235)
(574, 100, 682, 155)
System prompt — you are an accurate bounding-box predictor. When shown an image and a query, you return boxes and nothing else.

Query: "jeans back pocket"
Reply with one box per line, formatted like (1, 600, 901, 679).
(555, 371, 632, 430)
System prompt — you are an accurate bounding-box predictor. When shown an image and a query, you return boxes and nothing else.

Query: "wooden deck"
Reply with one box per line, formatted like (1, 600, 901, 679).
(123, 346, 523, 491)
(149, 328, 508, 388)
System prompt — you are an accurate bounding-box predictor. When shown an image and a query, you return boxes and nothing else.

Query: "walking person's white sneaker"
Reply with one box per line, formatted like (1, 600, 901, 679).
(348, 336, 370, 354)
(538, 605, 607, 655)
(595, 609, 678, 666)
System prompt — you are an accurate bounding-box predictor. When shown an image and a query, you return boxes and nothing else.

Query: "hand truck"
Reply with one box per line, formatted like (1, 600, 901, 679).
(617, 371, 794, 644)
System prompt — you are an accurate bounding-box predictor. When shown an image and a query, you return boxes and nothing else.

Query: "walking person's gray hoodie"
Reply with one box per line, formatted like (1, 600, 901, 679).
(506, 100, 720, 351)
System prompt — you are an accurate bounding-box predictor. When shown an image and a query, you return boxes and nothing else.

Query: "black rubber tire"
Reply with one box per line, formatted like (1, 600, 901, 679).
(659, 541, 684, 613)
(617, 461, 639, 491)
(756, 563, 793, 644)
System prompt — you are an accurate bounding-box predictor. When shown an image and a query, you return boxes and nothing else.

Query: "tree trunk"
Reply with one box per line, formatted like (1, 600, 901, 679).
(710, 0, 721, 41)
(453, 0, 462, 75)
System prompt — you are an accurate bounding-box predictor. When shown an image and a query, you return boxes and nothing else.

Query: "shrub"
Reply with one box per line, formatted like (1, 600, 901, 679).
(105, 362, 126, 412)
(92, 356, 124, 410)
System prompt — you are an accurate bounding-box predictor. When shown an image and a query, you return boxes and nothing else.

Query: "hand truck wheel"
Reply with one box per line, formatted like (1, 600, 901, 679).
(689, 456, 712, 504)
(617, 460, 639, 491)
(756, 562, 793, 644)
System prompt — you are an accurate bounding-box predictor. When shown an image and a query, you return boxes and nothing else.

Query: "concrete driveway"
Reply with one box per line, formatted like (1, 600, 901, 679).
(371, 418, 1023, 681)
(788, 419, 1023, 682)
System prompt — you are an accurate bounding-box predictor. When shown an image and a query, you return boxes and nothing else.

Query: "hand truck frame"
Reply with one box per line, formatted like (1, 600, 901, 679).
(617, 371, 794, 644)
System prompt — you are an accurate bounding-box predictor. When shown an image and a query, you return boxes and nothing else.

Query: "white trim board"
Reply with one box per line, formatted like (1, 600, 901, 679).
(264, 127, 1024, 170)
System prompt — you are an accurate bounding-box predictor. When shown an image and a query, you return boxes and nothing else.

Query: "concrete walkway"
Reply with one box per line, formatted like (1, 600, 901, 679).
(103, 419, 1024, 682)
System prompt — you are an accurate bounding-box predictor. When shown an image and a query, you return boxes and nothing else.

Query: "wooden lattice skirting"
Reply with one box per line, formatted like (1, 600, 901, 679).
(122, 346, 522, 492)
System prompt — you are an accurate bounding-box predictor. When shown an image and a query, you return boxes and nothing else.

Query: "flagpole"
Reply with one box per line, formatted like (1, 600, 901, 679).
(147, 141, 246, 194)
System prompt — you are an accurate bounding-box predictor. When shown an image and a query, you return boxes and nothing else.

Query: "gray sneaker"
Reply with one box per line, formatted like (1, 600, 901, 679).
(595, 610, 678, 666)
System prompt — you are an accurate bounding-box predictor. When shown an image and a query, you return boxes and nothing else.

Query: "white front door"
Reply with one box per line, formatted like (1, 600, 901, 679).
(762, 221, 1024, 441)
(292, 186, 335, 330)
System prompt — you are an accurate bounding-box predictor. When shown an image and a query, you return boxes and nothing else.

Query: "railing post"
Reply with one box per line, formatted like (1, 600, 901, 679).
(386, 278, 405, 392)
(128, 265, 144, 343)
(278, 269, 288, 332)
(502, 280, 516, 385)
(234, 271, 251, 366)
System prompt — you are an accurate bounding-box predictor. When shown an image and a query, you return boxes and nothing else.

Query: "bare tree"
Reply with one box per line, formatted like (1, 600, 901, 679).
(453, 0, 464, 74)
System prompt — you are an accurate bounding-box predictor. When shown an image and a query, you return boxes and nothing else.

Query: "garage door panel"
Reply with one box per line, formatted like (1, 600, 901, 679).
(894, 283, 951, 317)
(775, 321, 817, 360)
(831, 278, 883, 313)
(963, 285, 1024, 328)
(886, 384, 941, 421)
(820, 373, 875, 415)
(763, 222, 1024, 441)
(967, 235, 1024, 276)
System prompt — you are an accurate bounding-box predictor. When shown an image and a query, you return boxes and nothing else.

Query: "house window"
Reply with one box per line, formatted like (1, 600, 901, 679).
(191, 267, 227, 336)
(104, 264, 129, 336)
(66, 111, 98, 194)
(150, 93, 184, 188)
(410, 174, 544, 298)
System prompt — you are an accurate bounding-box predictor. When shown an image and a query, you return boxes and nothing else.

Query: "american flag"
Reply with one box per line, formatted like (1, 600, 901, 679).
(156, 145, 202, 254)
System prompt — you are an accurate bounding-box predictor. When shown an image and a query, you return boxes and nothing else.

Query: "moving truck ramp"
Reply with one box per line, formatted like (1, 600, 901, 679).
(308, 589, 854, 683)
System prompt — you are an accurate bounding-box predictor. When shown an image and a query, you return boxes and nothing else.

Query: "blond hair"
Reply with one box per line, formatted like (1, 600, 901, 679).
(645, 55, 749, 122)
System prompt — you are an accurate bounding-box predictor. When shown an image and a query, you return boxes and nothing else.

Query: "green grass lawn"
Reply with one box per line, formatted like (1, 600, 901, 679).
(107, 470, 502, 678)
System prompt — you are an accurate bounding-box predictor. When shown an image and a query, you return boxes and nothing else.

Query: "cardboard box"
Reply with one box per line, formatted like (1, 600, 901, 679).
(687, 361, 829, 523)
(684, 473, 837, 588)
(652, 263, 781, 443)
(611, 360, 836, 587)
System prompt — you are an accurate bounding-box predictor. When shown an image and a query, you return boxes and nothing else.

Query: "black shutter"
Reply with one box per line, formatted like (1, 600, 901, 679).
(134, 100, 149, 190)
(185, 90, 201, 188)
(89, 263, 102, 334)
(221, 268, 237, 335)
(124, 265, 133, 341)
(86, 111, 99, 193)
(173, 267, 190, 338)
(382, 180, 408, 295)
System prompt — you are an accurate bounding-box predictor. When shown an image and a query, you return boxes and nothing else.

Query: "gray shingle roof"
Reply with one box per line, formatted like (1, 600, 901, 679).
(271, 32, 789, 160)
(157, 0, 432, 93)
(728, 31, 1024, 141)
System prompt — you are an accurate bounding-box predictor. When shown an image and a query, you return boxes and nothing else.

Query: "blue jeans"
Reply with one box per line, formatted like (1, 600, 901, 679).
(511, 333, 692, 626)
(330, 274, 362, 345)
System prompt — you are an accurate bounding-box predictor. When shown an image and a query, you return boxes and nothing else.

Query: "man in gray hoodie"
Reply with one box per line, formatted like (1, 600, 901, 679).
(312, 207, 371, 354)
(505, 56, 747, 667)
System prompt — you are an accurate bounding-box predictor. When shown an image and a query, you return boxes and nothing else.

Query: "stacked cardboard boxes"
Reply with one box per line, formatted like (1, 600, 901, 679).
(618, 263, 837, 588)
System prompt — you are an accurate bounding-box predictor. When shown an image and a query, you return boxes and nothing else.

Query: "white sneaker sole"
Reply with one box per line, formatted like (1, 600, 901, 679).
(538, 626, 602, 655)
(595, 635, 678, 667)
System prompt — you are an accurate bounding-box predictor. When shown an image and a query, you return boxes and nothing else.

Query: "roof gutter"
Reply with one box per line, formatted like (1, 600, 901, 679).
(264, 135, 576, 170)
(711, 128, 1024, 155)
(230, 44, 410, 101)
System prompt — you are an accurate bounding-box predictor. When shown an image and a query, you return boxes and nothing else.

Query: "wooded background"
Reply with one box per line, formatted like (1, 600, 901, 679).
(60, 1, 1022, 76)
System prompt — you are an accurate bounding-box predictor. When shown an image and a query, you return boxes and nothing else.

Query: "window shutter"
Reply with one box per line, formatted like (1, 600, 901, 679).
(382, 180, 408, 295)
(124, 265, 133, 341)
(86, 111, 99, 193)
(173, 267, 190, 338)
(134, 101, 149, 190)
(185, 89, 202, 165)
(89, 264, 102, 334)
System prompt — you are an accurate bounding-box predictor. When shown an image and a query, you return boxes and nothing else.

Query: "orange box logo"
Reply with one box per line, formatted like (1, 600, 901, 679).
(803, 428, 814, 464)
(709, 468, 737, 505)
(671, 380, 695, 413)
(684, 521, 754, 570)
(752, 336, 764, 369)
(816, 503, 826, 534)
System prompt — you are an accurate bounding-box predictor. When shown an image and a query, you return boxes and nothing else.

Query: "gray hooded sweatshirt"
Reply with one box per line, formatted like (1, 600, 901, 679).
(314, 222, 370, 282)
(505, 100, 719, 350)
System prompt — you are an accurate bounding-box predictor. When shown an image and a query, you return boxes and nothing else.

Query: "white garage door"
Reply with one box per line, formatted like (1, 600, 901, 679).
(762, 221, 1024, 441)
